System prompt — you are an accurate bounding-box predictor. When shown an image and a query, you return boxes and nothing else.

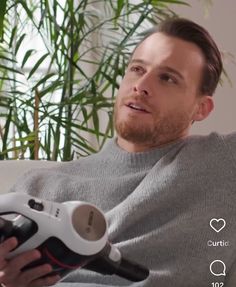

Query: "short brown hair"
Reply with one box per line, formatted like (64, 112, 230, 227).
(134, 18, 223, 96)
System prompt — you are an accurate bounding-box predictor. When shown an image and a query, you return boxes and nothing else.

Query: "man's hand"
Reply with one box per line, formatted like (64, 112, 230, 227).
(0, 237, 60, 287)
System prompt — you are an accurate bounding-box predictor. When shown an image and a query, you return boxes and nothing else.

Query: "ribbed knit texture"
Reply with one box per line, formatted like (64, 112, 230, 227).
(11, 132, 236, 287)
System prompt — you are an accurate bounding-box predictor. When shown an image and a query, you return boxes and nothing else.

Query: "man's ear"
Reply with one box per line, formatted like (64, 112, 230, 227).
(193, 96, 214, 122)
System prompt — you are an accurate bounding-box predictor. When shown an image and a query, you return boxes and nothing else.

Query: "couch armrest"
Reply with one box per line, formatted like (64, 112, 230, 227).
(0, 160, 61, 194)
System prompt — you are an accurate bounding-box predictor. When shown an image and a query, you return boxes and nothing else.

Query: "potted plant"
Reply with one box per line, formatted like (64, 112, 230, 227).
(0, 0, 189, 161)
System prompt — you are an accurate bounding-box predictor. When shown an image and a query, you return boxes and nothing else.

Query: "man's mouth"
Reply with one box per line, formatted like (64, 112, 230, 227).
(126, 103, 150, 113)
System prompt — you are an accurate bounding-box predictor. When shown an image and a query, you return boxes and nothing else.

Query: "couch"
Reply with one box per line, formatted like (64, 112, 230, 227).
(0, 160, 61, 194)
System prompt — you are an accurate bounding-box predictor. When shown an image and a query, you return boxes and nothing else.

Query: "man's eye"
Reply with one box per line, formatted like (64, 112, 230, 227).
(159, 73, 177, 84)
(130, 66, 143, 73)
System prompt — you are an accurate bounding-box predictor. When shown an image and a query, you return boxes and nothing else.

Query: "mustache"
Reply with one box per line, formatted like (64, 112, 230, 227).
(121, 94, 149, 104)
(121, 95, 151, 109)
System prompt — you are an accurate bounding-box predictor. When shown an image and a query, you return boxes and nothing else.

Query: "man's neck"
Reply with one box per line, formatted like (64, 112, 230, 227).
(116, 135, 188, 153)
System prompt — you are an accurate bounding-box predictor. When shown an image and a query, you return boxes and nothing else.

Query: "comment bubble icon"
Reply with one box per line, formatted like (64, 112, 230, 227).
(210, 260, 226, 276)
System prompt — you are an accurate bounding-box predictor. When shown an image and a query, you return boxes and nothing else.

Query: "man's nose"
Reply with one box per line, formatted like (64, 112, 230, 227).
(133, 74, 151, 97)
(133, 86, 148, 97)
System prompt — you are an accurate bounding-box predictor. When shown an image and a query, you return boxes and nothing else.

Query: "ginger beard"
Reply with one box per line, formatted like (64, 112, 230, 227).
(113, 97, 194, 147)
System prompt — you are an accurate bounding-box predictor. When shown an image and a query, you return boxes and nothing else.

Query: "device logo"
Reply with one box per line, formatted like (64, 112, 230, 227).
(210, 218, 226, 233)
(210, 260, 226, 276)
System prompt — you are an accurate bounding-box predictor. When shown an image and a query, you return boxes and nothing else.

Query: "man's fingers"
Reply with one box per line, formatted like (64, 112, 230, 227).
(6, 249, 41, 272)
(0, 237, 18, 269)
(24, 271, 61, 287)
(0, 237, 18, 256)
(1, 262, 58, 287)
(20, 264, 60, 287)
(19, 263, 54, 284)
(0, 249, 41, 285)
(0, 243, 60, 287)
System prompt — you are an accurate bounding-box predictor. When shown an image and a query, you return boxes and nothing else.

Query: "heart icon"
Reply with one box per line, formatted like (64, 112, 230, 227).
(210, 218, 226, 233)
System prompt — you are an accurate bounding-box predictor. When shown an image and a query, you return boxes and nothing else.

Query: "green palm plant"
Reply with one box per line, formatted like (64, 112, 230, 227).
(0, 0, 189, 161)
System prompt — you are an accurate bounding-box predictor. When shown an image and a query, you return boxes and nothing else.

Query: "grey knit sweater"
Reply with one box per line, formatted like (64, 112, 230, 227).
(11, 132, 236, 287)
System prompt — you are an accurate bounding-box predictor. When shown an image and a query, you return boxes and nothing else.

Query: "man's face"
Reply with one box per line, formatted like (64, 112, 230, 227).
(114, 32, 209, 150)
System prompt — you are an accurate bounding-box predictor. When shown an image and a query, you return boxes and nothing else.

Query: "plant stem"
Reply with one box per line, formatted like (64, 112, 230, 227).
(34, 88, 40, 160)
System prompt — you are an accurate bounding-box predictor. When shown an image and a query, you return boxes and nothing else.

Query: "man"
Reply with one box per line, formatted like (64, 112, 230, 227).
(0, 18, 236, 287)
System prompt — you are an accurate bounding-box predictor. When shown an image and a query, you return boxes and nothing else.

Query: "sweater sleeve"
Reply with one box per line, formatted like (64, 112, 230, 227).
(221, 132, 236, 287)
(221, 132, 236, 165)
(224, 259, 236, 286)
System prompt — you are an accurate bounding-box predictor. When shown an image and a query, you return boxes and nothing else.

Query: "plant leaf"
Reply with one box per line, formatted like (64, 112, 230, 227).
(21, 49, 35, 68)
(27, 53, 49, 80)
(15, 33, 26, 55)
(32, 73, 56, 90)
(0, 64, 23, 75)
(0, 0, 7, 41)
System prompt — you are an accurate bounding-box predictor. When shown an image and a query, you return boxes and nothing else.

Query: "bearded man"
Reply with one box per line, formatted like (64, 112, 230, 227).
(0, 18, 236, 287)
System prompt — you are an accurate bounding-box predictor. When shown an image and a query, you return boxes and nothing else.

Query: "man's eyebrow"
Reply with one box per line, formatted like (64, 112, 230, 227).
(129, 58, 151, 66)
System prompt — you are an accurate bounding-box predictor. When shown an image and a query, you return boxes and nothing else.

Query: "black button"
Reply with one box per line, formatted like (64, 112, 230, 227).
(28, 199, 44, 211)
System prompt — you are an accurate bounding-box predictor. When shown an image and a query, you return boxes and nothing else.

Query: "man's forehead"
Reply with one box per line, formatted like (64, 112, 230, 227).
(131, 32, 205, 70)
(133, 32, 203, 57)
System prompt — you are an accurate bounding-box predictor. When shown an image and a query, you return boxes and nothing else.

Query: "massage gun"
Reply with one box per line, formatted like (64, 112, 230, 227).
(0, 193, 149, 282)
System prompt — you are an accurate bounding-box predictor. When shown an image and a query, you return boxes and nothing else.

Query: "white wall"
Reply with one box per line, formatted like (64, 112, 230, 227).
(172, 0, 236, 135)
